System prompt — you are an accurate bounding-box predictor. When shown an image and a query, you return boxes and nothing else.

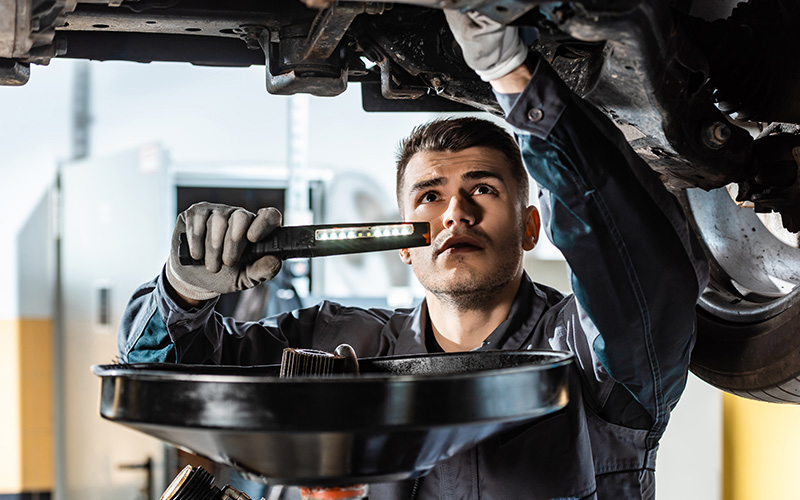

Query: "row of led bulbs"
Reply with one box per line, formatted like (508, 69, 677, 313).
(315, 224, 415, 241)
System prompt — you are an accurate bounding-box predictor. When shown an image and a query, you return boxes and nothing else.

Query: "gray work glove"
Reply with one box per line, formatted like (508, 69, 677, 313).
(166, 202, 283, 301)
(444, 9, 528, 82)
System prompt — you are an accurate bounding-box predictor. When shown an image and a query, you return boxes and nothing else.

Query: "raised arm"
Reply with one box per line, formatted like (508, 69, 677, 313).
(446, 10, 709, 439)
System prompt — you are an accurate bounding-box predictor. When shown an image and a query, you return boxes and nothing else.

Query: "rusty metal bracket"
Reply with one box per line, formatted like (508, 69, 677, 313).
(255, 2, 377, 96)
(303, 2, 364, 61)
(259, 26, 347, 96)
(379, 56, 426, 99)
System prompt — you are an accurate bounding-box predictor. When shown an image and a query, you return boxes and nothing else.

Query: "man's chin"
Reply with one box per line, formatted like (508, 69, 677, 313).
(434, 272, 499, 292)
(428, 262, 522, 292)
(434, 254, 487, 272)
(428, 275, 516, 310)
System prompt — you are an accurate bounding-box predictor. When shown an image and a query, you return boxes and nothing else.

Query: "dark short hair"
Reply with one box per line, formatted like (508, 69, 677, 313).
(395, 117, 529, 211)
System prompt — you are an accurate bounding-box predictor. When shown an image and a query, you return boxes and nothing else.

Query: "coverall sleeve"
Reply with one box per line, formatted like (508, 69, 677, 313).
(117, 268, 347, 365)
(500, 54, 709, 438)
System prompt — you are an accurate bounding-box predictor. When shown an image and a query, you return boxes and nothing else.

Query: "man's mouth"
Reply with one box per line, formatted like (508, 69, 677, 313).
(436, 235, 485, 256)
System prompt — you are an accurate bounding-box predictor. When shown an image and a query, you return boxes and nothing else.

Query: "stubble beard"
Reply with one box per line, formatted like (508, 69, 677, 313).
(416, 234, 524, 312)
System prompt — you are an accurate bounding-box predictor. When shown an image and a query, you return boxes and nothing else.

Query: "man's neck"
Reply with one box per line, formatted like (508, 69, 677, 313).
(426, 274, 523, 352)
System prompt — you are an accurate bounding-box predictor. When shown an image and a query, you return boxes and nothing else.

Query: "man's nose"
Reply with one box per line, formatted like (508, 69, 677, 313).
(442, 193, 477, 228)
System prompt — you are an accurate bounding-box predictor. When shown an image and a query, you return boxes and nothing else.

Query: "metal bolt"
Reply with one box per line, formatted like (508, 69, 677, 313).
(702, 121, 731, 150)
(430, 76, 444, 93)
(528, 107, 544, 122)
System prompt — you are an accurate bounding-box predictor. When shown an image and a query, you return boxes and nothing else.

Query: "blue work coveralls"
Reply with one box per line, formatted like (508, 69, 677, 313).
(118, 54, 709, 499)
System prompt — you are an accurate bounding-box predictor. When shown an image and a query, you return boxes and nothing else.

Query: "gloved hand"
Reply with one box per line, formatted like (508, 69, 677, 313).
(166, 202, 283, 302)
(444, 9, 528, 82)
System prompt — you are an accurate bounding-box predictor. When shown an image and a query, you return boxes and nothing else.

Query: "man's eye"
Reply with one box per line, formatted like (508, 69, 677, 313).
(473, 185, 496, 195)
(419, 192, 439, 203)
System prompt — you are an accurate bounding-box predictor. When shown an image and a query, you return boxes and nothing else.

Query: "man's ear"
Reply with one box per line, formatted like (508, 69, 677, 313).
(399, 247, 413, 265)
(523, 206, 540, 251)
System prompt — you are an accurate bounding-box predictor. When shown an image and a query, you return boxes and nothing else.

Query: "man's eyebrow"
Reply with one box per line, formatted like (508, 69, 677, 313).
(409, 176, 445, 193)
(462, 170, 506, 184)
(408, 170, 507, 195)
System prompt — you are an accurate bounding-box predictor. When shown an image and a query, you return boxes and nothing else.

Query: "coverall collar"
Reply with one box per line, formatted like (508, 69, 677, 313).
(397, 272, 548, 354)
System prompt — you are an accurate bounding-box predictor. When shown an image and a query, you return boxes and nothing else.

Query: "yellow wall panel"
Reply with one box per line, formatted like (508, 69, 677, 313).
(0, 319, 22, 493)
(19, 318, 53, 377)
(19, 318, 54, 491)
(20, 320, 53, 434)
(20, 373, 54, 432)
(21, 431, 55, 491)
(0, 318, 53, 494)
(723, 392, 800, 500)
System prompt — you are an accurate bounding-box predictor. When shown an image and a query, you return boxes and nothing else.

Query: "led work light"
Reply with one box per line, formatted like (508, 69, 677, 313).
(179, 221, 431, 265)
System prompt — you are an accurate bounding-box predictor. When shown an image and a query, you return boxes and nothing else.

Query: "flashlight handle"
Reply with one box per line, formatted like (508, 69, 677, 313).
(178, 222, 430, 265)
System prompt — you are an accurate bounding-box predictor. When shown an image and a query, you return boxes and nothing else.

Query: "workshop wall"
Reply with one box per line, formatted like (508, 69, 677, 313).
(0, 59, 70, 499)
(723, 394, 800, 499)
(0, 188, 55, 497)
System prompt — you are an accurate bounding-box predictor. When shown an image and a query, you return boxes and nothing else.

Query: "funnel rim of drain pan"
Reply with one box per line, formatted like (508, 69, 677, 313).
(93, 350, 572, 486)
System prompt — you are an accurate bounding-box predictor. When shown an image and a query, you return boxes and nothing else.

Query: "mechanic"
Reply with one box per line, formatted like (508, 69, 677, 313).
(117, 11, 708, 500)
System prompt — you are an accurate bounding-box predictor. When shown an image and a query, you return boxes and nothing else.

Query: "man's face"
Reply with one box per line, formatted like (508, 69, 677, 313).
(398, 147, 539, 302)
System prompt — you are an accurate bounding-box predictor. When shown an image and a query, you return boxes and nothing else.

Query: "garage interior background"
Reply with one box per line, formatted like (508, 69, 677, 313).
(0, 58, 798, 500)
